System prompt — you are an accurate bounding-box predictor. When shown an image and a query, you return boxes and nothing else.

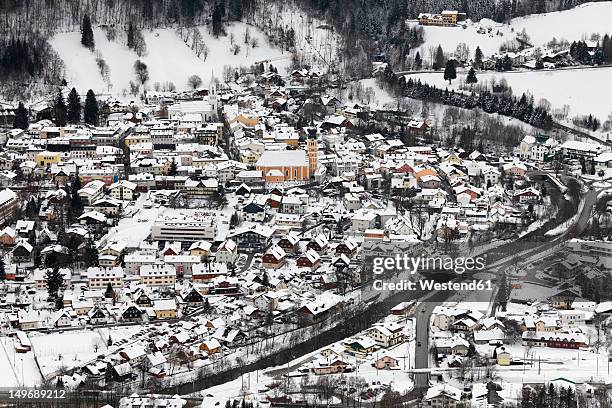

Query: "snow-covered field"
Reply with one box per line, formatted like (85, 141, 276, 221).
(50, 22, 291, 96)
(411, 2, 612, 59)
(0, 337, 43, 387)
(29, 330, 108, 378)
(510, 2, 612, 47)
(407, 67, 612, 119)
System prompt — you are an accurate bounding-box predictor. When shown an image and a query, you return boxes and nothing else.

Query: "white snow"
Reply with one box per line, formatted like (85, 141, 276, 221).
(50, 22, 291, 96)
(411, 2, 612, 60)
(0, 337, 43, 387)
(408, 67, 612, 119)
(510, 2, 612, 47)
(29, 330, 108, 378)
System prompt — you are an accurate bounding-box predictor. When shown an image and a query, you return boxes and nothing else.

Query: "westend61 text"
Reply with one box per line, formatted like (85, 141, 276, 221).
(373, 279, 494, 292)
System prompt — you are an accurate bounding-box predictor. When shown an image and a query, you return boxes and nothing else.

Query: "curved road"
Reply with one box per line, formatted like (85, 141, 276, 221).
(410, 182, 600, 394)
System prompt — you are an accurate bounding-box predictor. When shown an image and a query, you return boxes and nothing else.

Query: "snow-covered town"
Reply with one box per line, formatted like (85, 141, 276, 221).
(1, 0, 612, 407)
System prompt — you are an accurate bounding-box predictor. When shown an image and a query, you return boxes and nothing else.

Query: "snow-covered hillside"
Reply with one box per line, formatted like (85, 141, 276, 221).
(50, 22, 291, 96)
(407, 66, 612, 120)
(410, 2, 612, 59)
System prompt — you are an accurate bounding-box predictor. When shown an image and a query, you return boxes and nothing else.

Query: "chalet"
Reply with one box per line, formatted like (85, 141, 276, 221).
(435, 336, 470, 356)
(262, 245, 287, 269)
(234, 183, 252, 196)
(108, 180, 138, 201)
(192, 262, 228, 282)
(344, 336, 376, 355)
(52, 310, 73, 328)
(335, 238, 359, 257)
(374, 354, 399, 370)
(133, 289, 153, 307)
(78, 180, 105, 205)
(307, 234, 329, 252)
(215, 239, 238, 264)
(228, 224, 274, 253)
(120, 303, 143, 322)
(199, 338, 222, 355)
(502, 162, 527, 178)
(87, 306, 109, 325)
(296, 249, 321, 270)
(390, 301, 416, 316)
(119, 344, 147, 365)
(513, 187, 541, 204)
(312, 357, 349, 375)
(281, 196, 306, 214)
(188, 241, 213, 258)
(548, 289, 580, 310)
(11, 242, 33, 263)
(422, 384, 463, 408)
(277, 232, 300, 253)
(78, 210, 108, 225)
(242, 202, 266, 222)
(92, 198, 122, 217)
(0, 227, 16, 246)
(407, 120, 430, 135)
(298, 293, 344, 324)
(367, 322, 404, 348)
(321, 115, 353, 130)
(181, 285, 204, 304)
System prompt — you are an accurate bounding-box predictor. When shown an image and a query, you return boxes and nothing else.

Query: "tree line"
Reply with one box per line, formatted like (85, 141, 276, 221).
(12, 87, 99, 129)
(388, 73, 554, 130)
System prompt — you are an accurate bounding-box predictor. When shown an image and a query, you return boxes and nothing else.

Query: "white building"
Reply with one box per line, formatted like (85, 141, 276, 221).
(151, 213, 218, 242)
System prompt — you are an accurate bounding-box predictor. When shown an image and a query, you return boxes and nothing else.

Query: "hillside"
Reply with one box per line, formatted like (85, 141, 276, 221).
(50, 23, 291, 96)
(410, 1, 612, 60)
(406, 66, 612, 120)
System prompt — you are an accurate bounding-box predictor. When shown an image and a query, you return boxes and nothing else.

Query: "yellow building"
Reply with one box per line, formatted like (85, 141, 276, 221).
(35, 151, 62, 167)
(153, 300, 177, 319)
(125, 133, 152, 147)
(496, 350, 511, 366)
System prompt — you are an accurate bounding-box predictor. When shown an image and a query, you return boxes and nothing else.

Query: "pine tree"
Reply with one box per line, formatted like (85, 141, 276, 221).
(229, 0, 243, 20)
(433, 45, 445, 70)
(414, 51, 422, 69)
(84, 90, 99, 125)
(502, 55, 513, 71)
(81, 14, 95, 49)
(104, 282, 114, 299)
(133, 60, 149, 85)
(594, 48, 605, 65)
(83, 238, 98, 267)
(54, 89, 67, 127)
(168, 159, 178, 176)
(466, 67, 477, 84)
(127, 23, 135, 49)
(45, 266, 64, 301)
(474, 46, 483, 69)
(443, 60, 457, 84)
(13, 102, 28, 130)
(212, 3, 224, 37)
(603, 34, 612, 63)
(71, 185, 84, 218)
(67, 88, 81, 124)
